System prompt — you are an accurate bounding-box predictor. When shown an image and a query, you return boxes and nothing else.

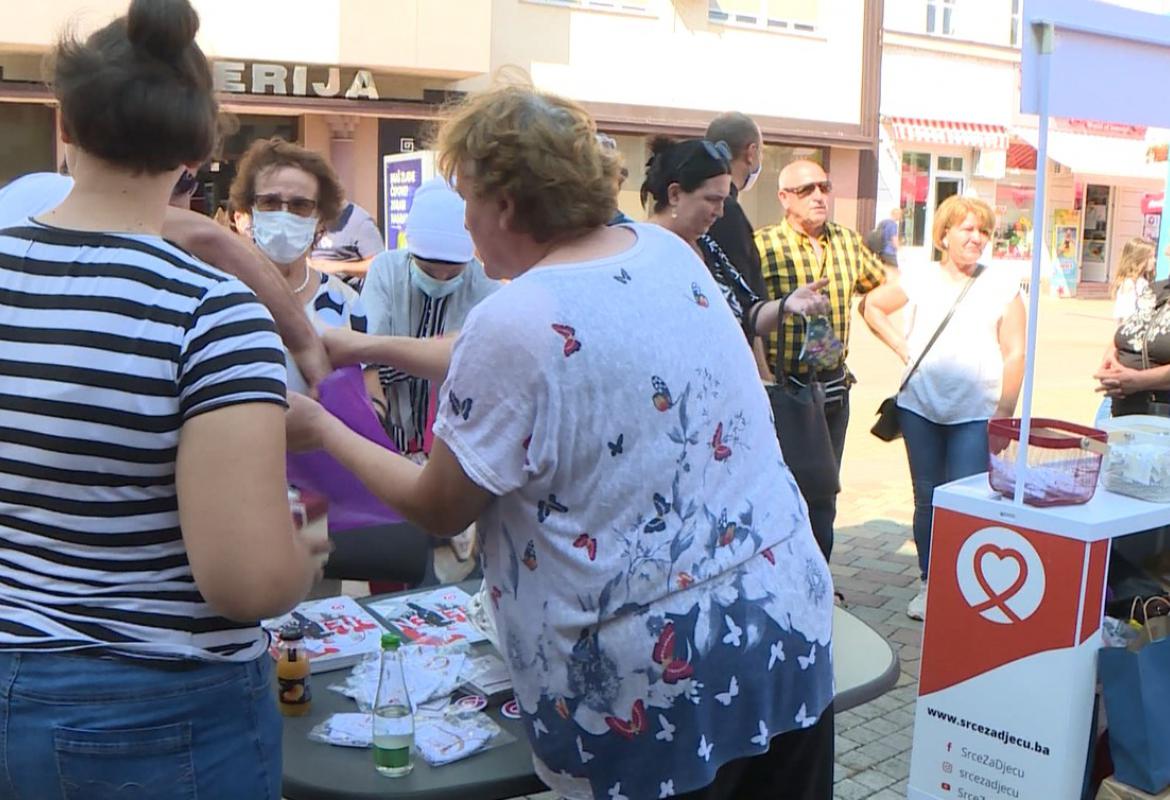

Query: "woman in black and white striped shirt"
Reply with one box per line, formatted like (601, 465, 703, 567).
(0, 1, 323, 796)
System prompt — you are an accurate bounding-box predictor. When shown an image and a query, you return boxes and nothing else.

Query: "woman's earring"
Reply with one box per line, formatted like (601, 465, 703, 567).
(671, 207, 678, 220)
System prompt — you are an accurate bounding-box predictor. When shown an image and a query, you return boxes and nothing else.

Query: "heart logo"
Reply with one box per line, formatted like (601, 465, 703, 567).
(956, 527, 1046, 624)
(972, 544, 1029, 622)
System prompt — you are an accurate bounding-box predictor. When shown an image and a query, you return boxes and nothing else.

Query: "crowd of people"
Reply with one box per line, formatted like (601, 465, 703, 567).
(7, 0, 1163, 796)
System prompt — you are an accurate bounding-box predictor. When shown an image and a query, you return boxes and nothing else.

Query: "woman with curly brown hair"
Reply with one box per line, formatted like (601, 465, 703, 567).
(230, 138, 368, 393)
(290, 82, 835, 800)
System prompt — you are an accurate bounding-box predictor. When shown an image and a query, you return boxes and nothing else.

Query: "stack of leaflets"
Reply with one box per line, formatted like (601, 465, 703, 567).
(367, 586, 487, 648)
(263, 596, 386, 674)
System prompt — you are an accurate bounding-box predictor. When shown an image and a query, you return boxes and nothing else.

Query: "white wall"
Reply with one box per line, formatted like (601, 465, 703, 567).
(469, 0, 869, 125)
(880, 48, 1019, 124)
(884, 0, 1016, 47)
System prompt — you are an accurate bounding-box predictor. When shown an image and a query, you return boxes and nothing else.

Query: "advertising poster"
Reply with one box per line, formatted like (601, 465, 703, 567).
(908, 509, 1110, 800)
(382, 151, 436, 251)
(1050, 209, 1080, 297)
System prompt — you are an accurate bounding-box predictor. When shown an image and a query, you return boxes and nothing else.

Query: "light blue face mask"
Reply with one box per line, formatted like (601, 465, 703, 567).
(409, 259, 465, 299)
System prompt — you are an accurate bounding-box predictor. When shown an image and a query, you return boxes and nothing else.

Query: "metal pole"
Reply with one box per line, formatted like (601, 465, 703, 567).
(1013, 21, 1054, 505)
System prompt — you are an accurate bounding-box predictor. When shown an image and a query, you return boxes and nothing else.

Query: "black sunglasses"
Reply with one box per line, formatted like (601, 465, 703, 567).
(781, 180, 832, 199)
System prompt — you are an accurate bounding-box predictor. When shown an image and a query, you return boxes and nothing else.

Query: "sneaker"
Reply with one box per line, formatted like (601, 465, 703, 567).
(907, 582, 928, 621)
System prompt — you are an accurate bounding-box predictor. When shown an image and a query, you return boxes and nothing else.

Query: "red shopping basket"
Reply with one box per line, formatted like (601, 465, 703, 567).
(987, 418, 1107, 506)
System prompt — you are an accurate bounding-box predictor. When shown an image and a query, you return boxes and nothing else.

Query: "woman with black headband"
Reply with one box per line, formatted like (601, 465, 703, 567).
(642, 136, 829, 337)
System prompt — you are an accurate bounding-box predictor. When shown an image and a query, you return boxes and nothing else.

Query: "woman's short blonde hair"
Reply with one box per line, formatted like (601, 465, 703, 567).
(932, 195, 996, 251)
(435, 82, 621, 242)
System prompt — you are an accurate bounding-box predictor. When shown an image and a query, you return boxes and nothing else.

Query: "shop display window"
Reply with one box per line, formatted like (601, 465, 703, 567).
(901, 152, 930, 247)
(993, 181, 1035, 260)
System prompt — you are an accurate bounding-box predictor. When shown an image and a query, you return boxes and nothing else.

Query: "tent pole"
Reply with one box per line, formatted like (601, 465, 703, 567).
(1013, 21, 1054, 505)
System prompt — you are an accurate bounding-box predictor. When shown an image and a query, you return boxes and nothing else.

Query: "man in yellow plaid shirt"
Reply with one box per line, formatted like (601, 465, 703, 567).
(755, 159, 886, 561)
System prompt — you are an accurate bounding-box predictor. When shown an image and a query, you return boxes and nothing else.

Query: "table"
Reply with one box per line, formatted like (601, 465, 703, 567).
(282, 598, 899, 800)
(907, 473, 1170, 800)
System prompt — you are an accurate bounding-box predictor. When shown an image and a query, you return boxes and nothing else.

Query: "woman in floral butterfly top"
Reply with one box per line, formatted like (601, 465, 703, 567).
(287, 83, 836, 800)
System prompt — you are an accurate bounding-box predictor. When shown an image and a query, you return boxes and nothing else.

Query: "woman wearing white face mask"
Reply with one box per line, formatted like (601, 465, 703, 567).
(358, 177, 499, 456)
(229, 138, 368, 395)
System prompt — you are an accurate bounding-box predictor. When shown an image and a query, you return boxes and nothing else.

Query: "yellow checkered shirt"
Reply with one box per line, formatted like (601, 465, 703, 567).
(754, 218, 886, 377)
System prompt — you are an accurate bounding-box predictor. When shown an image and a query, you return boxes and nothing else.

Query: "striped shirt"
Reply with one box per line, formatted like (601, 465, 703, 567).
(0, 221, 287, 662)
(755, 218, 886, 376)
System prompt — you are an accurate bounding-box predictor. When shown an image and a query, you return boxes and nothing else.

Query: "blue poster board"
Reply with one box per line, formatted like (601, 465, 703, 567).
(382, 151, 435, 251)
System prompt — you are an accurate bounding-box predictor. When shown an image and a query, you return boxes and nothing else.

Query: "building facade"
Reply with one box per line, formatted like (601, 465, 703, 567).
(878, 0, 1170, 293)
(0, 0, 883, 241)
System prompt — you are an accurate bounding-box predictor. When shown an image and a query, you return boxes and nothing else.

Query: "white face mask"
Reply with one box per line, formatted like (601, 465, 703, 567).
(742, 161, 762, 193)
(251, 209, 318, 264)
(410, 259, 466, 299)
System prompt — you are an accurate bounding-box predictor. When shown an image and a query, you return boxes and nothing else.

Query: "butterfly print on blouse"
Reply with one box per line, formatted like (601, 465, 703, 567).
(537, 494, 568, 523)
(651, 621, 694, 683)
(711, 422, 732, 461)
(551, 323, 582, 357)
(691, 282, 709, 308)
(522, 540, 538, 571)
(613, 268, 632, 284)
(651, 376, 673, 412)
(605, 698, 646, 739)
(643, 492, 671, 533)
(448, 390, 472, 421)
(607, 433, 624, 457)
(573, 533, 597, 561)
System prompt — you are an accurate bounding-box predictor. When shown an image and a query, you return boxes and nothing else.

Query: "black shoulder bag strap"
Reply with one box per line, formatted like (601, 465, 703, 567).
(896, 264, 984, 394)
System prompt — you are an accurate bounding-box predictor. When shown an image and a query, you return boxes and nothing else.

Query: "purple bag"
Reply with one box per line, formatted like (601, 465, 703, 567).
(286, 366, 403, 532)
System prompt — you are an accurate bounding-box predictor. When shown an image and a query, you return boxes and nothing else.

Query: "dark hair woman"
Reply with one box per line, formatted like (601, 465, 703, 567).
(641, 136, 829, 340)
(0, 1, 324, 795)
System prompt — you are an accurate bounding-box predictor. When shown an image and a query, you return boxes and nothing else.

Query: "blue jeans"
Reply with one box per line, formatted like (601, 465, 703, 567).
(0, 651, 281, 800)
(898, 407, 989, 579)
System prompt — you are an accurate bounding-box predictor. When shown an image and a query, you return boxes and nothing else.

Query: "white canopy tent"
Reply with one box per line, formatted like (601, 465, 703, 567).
(1013, 0, 1170, 501)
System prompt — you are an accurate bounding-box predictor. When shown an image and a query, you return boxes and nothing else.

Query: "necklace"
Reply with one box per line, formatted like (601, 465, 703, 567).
(292, 262, 313, 294)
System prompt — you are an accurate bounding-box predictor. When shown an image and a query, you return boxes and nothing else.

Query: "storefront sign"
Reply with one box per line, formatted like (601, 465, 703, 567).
(382, 151, 435, 250)
(213, 62, 379, 100)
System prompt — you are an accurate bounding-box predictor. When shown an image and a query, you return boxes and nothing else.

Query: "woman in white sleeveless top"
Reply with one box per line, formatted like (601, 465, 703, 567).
(860, 195, 1026, 620)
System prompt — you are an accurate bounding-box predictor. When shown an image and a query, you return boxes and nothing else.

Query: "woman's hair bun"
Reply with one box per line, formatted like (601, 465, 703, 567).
(647, 135, 675, 162)
(126, 0, 200, 62)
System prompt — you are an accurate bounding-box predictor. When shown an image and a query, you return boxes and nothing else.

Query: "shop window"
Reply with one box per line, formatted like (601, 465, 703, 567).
(524, 0, 651, 14)
(937, 155, 964, 172)
(993, 182, 1036, 261)
(0, 104, 55, 187)
(901, 152, 931, 248)
(925, 0, 956, 37)
(708, 0, 820, 33)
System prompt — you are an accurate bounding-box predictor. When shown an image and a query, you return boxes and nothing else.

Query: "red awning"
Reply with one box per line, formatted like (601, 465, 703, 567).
(1007, 142, 1037, 170)
(885, 117, 1010, 150)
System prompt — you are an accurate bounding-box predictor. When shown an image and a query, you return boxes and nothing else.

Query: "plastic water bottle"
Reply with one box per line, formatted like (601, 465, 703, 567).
(373, 633, 414, 777)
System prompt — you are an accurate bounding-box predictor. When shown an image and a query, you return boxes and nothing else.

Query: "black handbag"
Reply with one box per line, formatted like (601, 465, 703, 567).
(767, 315, 841, 500)
(871, 265, 983, 442)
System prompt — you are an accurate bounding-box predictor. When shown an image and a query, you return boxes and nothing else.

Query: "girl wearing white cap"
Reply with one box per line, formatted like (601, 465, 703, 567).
(359, 177, 499, 456)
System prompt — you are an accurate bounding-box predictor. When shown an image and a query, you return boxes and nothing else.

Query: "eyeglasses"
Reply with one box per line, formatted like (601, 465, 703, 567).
(254, 193, 319, 218)
(781, 180, 832, 198)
